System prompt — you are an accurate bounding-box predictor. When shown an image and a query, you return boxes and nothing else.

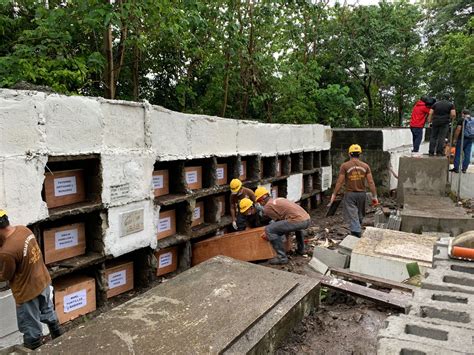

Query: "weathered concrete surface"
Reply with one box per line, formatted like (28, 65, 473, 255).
(377, 337, 465, 355)
(38, 256, 320, 354)
(350, 227, 437, 282)
(397, 155, 449, 204)
(401, 195, 474, 236)
(312, 247, 349, 269)
(378, 314, 474, 354)
(449, 166, 474, 199)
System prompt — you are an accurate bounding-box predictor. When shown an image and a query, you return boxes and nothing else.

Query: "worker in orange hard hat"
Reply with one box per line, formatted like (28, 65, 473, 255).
(242, 187, 310, 265)
(229, 178, 256, 231)
(330, 144, 378, 238)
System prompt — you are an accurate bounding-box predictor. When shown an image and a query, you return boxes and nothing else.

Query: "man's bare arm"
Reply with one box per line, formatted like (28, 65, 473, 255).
(450, 109, 456, 121)
(427, 109, 434, 124)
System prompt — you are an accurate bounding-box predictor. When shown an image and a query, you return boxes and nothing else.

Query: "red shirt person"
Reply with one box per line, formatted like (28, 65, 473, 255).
(409, 96, 434, 152)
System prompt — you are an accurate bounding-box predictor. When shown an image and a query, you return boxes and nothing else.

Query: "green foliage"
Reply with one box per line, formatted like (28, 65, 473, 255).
(0, 0, 470, 126)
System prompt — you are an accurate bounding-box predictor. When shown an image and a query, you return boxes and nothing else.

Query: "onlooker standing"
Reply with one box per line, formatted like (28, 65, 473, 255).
(427, 93, 456, 156)
(0, 210, 63, 349)
(451, 109, 474, 173)
(409, 96, 434, 152)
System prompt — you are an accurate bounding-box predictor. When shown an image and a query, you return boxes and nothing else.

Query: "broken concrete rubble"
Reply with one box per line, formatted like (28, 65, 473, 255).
(309, 246, 349, 275)
(337, 234, 360, 256)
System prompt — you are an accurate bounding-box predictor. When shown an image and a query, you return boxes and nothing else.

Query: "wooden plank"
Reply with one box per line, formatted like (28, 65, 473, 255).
(330, 267, 416, 293)
(44, 169, 86, 209)
(192, 227, 275, 265)
(321, 276, 411, 311)
(153, 170, 169, 197)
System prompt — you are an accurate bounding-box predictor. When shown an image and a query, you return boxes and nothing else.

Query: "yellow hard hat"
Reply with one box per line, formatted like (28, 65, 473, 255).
(230, 179, 242, 193)
(348, 144, 362, 154)
(255, 186, 269, 201)
(239, 198, 253, 213)
(0, 210, 7, 218)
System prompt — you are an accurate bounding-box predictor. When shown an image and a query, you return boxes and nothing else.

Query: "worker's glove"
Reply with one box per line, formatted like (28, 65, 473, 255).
(260, 232, 269, 241)
(328, 194, 336, 207)
(372, 197, 379, 206)
(232, 221, 238, 230)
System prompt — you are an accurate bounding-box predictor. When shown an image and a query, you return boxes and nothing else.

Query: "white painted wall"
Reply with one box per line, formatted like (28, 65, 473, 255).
(0, 89, 331, 252)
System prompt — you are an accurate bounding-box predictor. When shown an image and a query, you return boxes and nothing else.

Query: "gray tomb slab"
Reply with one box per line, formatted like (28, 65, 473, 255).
(38, 256, 301, 354)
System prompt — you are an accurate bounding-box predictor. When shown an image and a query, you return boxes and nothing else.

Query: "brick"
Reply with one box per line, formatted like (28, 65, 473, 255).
(422, 269, 474, 295)
(308, 256, 329, 275)
(337, 235, 360, 255)
(377, 337, 465, 355)
(378, 315, 473, 353)
(312, 247, 349, 269)
(433, 259, 474, 275)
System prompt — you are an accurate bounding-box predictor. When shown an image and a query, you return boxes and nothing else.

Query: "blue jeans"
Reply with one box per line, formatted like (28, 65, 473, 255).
(16, 285, 59, 346)
(265, 219, 310, 260)
(453, 138, 473, 171)
(410, 127, 423, 152)
(343, 191, 366, 234)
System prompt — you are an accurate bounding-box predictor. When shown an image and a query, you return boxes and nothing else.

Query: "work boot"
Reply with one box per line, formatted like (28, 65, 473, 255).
(295, 231, 307, 255)
(24, 338, 42, 350)
(48, 321, 64, 339)
(269, 238, 289, 264)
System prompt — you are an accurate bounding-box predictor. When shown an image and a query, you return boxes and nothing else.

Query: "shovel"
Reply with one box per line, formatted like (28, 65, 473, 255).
(326, 198, 342, 217)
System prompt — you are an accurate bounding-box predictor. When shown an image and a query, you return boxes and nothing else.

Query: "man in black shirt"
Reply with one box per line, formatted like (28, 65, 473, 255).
(427, 93, 456, 156)
(450, 109, 473, 173)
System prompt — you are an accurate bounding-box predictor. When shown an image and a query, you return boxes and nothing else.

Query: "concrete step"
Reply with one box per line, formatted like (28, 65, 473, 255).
(37, 256, 320, 354)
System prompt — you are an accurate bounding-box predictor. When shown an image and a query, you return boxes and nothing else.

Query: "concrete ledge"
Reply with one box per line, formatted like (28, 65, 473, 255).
(378, 315, 473, 353)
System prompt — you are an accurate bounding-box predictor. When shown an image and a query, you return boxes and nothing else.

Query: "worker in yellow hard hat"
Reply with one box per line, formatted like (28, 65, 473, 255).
(239, 198, 268, 230)
(330, 144, 378, 238)
(229, 179, 256, 231)
(0, 210, 63, 349)
(245, 187, 311, 264)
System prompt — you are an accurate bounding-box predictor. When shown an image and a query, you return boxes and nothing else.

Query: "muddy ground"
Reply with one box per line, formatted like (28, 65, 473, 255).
(269, 199, 395, 355)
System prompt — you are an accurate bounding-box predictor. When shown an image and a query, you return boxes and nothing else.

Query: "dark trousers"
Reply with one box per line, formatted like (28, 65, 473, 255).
(410, 127, 423, 152)
(265, 219, 310, 260)
(343, 191, 366, 234)
(16, 285, 59, 347)
(453, 138, 473, 171)
(429, 122, 450, 155)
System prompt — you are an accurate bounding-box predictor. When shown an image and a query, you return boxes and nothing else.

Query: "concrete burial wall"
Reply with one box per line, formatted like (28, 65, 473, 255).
(331, 128, 429, 194)
(0, 89, 332, 256)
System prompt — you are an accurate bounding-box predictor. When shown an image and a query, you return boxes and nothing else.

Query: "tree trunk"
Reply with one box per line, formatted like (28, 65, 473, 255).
(104, 22, 114, 99)
(221, 49, 231, 117)
(132, 45, 140, 101)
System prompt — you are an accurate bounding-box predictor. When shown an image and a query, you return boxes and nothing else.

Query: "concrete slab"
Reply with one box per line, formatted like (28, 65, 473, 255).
(38, 256, 319, 354)
(401, 195, 474, 236)
(350, 227, 437, 282)
(312, 247, 349, 269)
(337, 235, 360, 255)
(378, 314, 473, 354)
(397, 155, 448, 205)
(308, 256, 329, 275)
(377, 337, 465, 355)
(450, 168, 474, 199)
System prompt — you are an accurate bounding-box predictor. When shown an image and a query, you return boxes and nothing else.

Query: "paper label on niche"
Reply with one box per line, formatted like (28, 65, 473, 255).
(55, 229, 79, 250)
(153, 175, 164, 189)
(277, 161, 281, 172)
(218, 201, 223, 214)
(64, 289, 87, 313)
(54, 176, 77, 197)
(108, 270, 126, 289)
(159, 252, 173, 268)
(239, 165, 245, 176)
(158, 217, 171, 232)
(216, 168, 225, 180)
(186, 171, 198, 184)
(193, 207, 201, 220)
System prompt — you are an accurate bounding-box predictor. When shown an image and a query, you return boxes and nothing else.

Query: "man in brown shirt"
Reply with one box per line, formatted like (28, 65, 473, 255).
(241, 187, 310, 264)
(0, 210, 63, 349)
(330, 144, 378, 237)
(229, 178, 256, 231)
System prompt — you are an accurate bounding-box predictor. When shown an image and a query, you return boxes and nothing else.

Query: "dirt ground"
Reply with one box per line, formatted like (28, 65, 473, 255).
(267, 199, 394, 355)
